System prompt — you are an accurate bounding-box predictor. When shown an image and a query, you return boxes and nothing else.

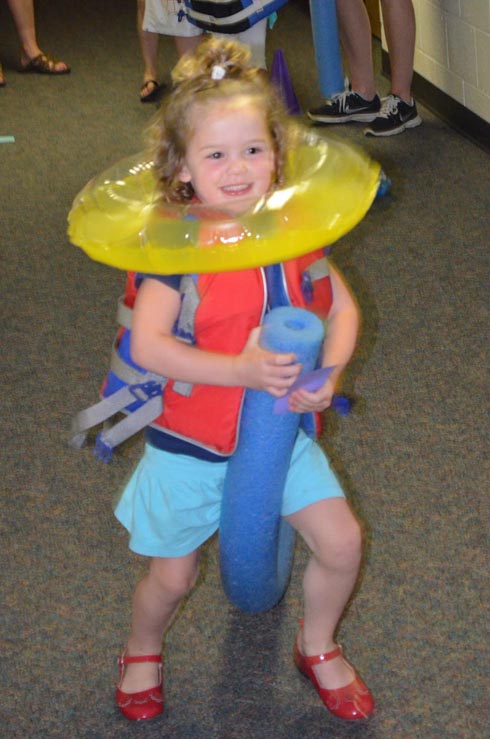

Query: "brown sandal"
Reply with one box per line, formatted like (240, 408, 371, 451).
(0, 62, 5, 87)
(21, 53, 70, 75)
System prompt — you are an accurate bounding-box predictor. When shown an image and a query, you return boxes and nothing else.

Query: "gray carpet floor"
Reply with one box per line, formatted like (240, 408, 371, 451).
(1, 1, 489, 737)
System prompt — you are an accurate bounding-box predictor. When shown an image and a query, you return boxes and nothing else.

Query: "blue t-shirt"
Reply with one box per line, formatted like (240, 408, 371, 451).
(136, 273, 181, 291)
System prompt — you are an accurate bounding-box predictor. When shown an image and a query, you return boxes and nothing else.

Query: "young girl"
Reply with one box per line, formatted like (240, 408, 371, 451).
(114, 38, 374, 723)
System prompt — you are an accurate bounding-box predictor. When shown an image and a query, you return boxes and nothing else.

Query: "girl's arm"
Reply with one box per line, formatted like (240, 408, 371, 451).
(131, 277, 302, 397)
(288, 263, 359, 412)
(321, 263, 359, 386)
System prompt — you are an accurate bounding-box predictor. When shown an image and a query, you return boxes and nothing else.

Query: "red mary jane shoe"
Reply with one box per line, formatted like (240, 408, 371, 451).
(293, 632, 374, 720)
(116, 653, 163, 721)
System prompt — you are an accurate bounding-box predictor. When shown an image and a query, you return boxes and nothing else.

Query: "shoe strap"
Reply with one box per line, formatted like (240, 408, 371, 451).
(296, 619, 342, 665)
(300, 645, 342, 667)
(118, 653, 162, 666)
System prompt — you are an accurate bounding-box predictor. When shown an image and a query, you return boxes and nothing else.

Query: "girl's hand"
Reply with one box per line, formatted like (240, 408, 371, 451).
(234, 327, 302, 397)
(287, 377, 336, 413)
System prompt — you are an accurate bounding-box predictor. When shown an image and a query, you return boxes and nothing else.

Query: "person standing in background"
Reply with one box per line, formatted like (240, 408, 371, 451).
(137, 0, 202, 102)
(137, 0, 279, 102)
(0, 0, 70, 85)
(308, 0, 421, 137)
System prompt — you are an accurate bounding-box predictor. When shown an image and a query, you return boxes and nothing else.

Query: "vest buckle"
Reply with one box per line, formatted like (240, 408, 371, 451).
(129, 380, 162, 403)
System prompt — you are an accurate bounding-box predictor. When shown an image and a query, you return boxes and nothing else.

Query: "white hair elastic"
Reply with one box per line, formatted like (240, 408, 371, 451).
(211, 64, 226, 81)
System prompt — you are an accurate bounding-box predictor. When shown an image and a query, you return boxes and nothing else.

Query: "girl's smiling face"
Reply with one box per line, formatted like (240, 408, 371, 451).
(178, 97, 276, 215)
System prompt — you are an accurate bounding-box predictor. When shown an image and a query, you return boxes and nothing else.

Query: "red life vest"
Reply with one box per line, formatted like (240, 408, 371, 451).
(71, 250, 333, 460)
(150, 250, 333, 455)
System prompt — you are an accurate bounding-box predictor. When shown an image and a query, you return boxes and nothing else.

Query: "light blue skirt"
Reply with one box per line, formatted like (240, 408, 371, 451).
(114, 429, 344, 557)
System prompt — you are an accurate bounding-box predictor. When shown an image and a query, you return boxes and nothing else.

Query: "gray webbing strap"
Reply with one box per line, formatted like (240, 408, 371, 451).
(177, 275, 199, 338)
(71, 275, 199, 452)
(109, 342, 191, 398)
(70, 384, 145, 448)
(171, 276, 199, 397)
(96, 394, 163, 451)
(305, 258, 330, 282)
(116, 296, 133, 329)
(70, 365, 167, 448)
(109, 346, 150, 385)
(116, 277, 201, 337)
(173, 380, 192, 396)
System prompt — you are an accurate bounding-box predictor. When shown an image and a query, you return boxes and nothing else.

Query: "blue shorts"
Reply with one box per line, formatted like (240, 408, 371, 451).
(114, 429, 344, 558)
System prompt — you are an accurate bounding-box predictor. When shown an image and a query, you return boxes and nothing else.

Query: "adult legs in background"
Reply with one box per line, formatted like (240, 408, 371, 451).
(336, 0, 416, 103)
(308, 0, 420, 135)
(307, 0, 380, 125)
(137, 0, 161, 101)
(6, 0, 69, 73)
(365, 0, 421, 135)
(335, 0, 376, 100)
(137, 0, 202, 101)
(174, 34, 203, 58)
(379, 0, 416, 103)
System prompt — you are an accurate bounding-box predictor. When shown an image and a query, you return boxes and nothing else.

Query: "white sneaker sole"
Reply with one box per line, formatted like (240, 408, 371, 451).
(365, 115, 422, 137)
(307, 111, 379, 124)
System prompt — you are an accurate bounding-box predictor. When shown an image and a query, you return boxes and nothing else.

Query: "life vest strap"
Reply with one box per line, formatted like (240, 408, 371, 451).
(173, 380, 193, 396)
(109, 345, 155, 386)
(70, 377, 165, 450)
(116, 295, 133, 329)
(305, 257, 330, 282)
(70, 384, 143, 448)
(94, 394, 164, 462)
(300, 257, 330, 304)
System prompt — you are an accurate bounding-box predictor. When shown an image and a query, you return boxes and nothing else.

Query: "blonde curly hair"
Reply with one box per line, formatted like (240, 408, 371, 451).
(150, 38, 292, 203)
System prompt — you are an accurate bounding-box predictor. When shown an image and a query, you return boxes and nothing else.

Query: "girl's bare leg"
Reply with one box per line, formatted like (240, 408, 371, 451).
(286, 497, 363, 688)
(120, 551, 199, 692)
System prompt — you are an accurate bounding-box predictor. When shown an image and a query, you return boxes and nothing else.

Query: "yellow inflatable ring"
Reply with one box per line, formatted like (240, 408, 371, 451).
(68, 128, 380, 274)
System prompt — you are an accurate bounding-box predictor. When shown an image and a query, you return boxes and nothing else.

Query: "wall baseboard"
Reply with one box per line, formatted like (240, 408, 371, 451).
(382, 50, 489, 153)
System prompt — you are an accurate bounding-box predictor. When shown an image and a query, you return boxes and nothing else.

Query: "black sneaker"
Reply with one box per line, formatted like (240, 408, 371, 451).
(365, 94, 422, 136)
(307, 83, 381, 124)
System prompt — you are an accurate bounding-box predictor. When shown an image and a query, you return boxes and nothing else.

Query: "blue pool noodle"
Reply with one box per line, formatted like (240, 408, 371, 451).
(219, 306, 325, 613)
(309, 0, 344, 98)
